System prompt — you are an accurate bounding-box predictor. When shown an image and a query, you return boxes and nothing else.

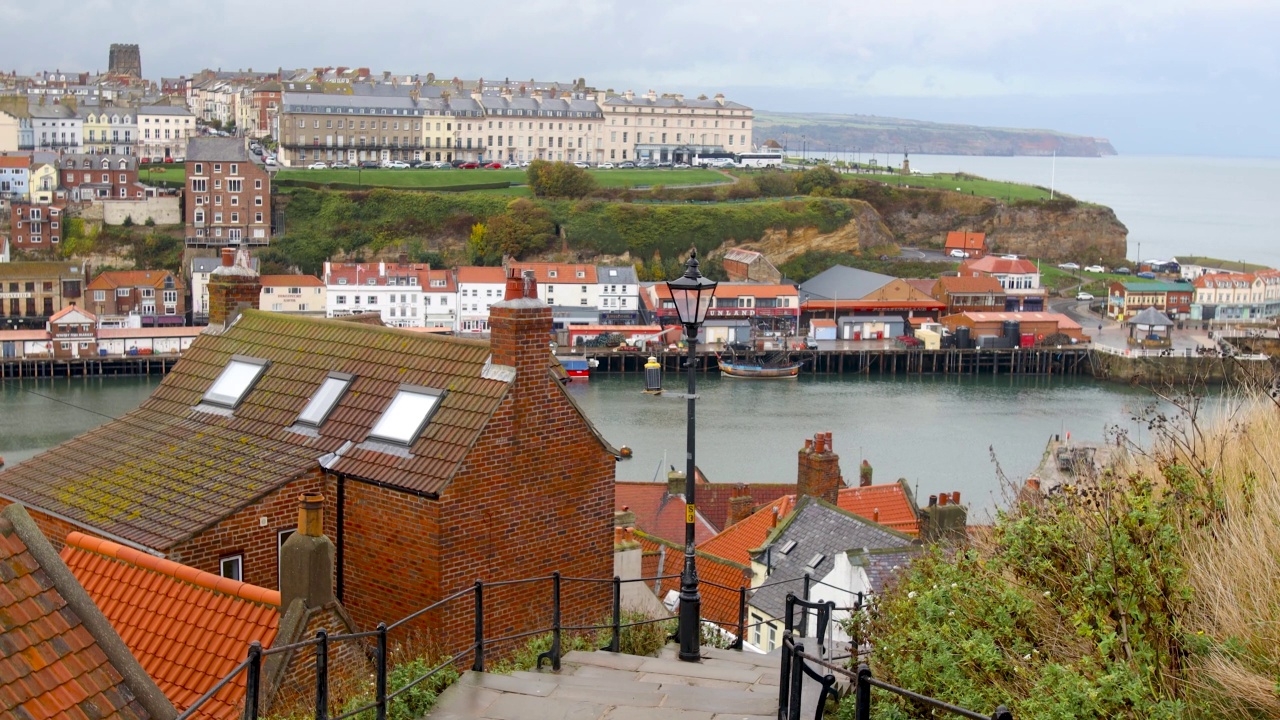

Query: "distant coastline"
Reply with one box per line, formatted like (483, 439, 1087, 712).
(753, 110, 1117, 158)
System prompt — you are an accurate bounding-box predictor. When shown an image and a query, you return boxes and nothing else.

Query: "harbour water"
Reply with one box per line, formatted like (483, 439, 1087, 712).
(1, 373, 1205, 521)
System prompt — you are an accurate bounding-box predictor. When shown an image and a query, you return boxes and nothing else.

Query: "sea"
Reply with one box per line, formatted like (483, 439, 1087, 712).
(1, 154, 1275, 519)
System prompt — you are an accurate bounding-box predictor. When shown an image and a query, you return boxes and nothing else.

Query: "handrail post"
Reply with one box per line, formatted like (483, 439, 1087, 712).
(315, 629, 329, 720)
(732, 586, 746, 651)
(992, 704, 1014, 720)
(243, 641, 262, 720)
(610, 575, 622, 653)
(784, 592, 795, 635)
(800, 574, 811, 638)
(855, 663, 872, 720)
(787, 640, 804, 720)
(472, 580, 485, 672)
(539, 573, 563, 670)
(777, 635, 792, 720)
(375, 622, 388, 720)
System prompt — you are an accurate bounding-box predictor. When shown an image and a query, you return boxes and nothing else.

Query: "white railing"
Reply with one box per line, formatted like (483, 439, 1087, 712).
(1093, 343, 1268, 361)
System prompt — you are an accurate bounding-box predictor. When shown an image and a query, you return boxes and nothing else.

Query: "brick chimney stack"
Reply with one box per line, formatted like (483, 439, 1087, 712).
(797, 431, 842, 504)
(207, 247, 260, 330)
(727, 483, 754, 527)
(279, 493, 335, 610)
(488, 267, 554, 438)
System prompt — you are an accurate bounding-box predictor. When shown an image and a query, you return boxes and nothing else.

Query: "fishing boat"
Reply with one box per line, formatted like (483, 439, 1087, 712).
(556, 356, 598, 380)
(717, 354, 803, 379)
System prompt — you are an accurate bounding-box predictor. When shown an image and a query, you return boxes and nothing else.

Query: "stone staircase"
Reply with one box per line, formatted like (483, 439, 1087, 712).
(427, 645, 823, 720)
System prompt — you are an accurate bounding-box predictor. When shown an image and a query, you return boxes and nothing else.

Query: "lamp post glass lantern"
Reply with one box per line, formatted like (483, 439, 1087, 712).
(666, 248, 717, 661)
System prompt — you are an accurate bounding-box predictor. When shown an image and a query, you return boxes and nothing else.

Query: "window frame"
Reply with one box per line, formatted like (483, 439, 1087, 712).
(295, 372, 354, 428)
(367, 384, 447, 446)
(201, 355, 270, 409)
(219, 554, 244, 581)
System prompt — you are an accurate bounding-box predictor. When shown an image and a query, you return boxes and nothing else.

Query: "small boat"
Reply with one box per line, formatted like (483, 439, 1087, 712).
(717, 356, 803, 379)
(556, 356, 597, 380)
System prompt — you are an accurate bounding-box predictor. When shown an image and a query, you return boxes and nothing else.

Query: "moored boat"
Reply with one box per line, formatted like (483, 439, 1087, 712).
(718, 358, 803, 379)
(556, 356, 597, 380)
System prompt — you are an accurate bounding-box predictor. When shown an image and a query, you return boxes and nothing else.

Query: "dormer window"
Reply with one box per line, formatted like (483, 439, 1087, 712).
(368, 385, 446, 445)
(366, 278, 377, 285)
(295, 372, 353, 427)
(202, 356, 269, 409)
(548, 270, 557, 278)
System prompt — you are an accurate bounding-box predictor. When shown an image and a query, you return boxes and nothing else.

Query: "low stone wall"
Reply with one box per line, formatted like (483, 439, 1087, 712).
(102, 197, 181, 225)
(1091, 350, 1275, 385)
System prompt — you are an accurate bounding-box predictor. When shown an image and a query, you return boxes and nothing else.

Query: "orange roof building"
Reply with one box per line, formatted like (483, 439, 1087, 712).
(838, 480, 921, 535)
(944, 231, 987, 257)
(0, 504, 175, 719)
(61, 532, 281, 718)
(637, 530, 752, 630)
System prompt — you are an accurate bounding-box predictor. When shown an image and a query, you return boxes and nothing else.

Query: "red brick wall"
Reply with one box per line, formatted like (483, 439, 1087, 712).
(208, 272, 262, 328)
(797, 434, 842, 504)
(167, 471, 333, 591)
(0, 500, 101, 552)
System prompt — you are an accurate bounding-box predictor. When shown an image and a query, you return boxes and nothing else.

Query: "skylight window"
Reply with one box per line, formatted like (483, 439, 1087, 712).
(805, 553, 825, 571)
(367, 385, 445, 445)
(295, 372, 353, 427)
(202, 356, 269, 408)
(778, 540, 798, 555)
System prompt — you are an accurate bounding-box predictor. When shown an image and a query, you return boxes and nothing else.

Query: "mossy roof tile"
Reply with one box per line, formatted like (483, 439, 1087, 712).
(0, 311, 509, 550)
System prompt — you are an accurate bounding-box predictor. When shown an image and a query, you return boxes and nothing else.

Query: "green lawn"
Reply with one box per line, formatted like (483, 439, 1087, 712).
(591, 168, 728, 188)
(139, 165, 185, 184)
(858, 171, 1059, 202)
(275, 167, 730, 190)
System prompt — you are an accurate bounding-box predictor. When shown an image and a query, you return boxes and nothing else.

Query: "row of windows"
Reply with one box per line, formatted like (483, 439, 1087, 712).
(191, 177, 253, 192)
(193, 210, 265, 224)
(334, 295, 451, 306)
(193, 194, 264, 209)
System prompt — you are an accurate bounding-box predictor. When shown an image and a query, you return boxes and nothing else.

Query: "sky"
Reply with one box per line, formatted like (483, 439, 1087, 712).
(2, 0, 1275, 157)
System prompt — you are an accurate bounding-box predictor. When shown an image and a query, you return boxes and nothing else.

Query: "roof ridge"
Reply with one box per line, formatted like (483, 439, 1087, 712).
(64, 531, 281, 607)
(634, 529, 752, 570)
(237, 308, 492, 348)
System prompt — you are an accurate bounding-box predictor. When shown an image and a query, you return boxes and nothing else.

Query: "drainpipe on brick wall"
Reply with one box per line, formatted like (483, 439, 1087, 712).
(335, 474, 345, 603)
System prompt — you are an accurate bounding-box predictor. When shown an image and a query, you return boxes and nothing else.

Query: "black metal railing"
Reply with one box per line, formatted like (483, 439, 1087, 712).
(778, 592, 1015, 720)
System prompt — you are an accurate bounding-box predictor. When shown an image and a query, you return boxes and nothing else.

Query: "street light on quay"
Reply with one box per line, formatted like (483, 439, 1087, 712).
(664, 248, 718, 662)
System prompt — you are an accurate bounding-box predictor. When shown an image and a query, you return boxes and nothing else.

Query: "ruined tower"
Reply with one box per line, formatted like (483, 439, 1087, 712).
(108, 44, 142, 77)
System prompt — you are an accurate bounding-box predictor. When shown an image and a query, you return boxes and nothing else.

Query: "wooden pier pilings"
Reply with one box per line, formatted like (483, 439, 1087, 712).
(0, 355, 181, 380)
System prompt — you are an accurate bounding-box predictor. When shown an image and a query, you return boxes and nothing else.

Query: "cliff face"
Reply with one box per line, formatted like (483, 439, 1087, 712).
(740, 199, 896, 263)
(879, 197, 1128, 263)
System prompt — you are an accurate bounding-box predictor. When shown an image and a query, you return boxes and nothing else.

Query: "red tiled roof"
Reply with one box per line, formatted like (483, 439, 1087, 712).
(0, 310, 511, 551)
(637, 531, 751, 629)
(801, 300, 946, 312)
(698, 495, 796, 566)
(259, 274, 323, 287)
(903, 278, 937, 296)
(48, 304, 98, 324)
(88, 269, 182, 291)
(694, 483, 796, 531)
(324, 262, 431, 287)
(838, 482, 920, 535)
(510, 262, 598, 284)
(954, 311, 1082, 330)
(456, 266, 508, 283)
(426, 269, 457, 292)
(0, 156, 28, 169)
(945, 231, 986, 250)
(0, 506, 153, 720)
(616, 482, 718, 544)
(810, 319, 836, 328)
(651, 283, 798, 300)
(61, 532, 279, 719)
(960, 257, 1038, 275)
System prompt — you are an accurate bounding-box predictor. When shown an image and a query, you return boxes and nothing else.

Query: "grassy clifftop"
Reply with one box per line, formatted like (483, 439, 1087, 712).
(858, 394, 1280, 719)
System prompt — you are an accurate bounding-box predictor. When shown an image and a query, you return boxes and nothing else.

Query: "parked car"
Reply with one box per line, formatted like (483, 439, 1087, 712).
(1057, 262, 1080, 270)
(432, 161, 452, 169)
(1002, 254, 1019, 260)
(382, 160, 410, 169)
(1114, 267, 1132, 275)
(657, 161, 673, 168)
(949, 249, 969, 258)
(1136, 271, 1157, 279)
(264, 157, 277, 166)
(306, 162, 328, 170)
(619, 161, 637, 169)
(599, 162, 615, 169)
(359, 160, 379, 169)
(1076, 292, 1095, 301)
(331, 162, 349, 169)
(483, 162, 505, 169)
(636, 161, 656, 169)
(674, 162, 691, 169)
(573, 161, 589, 168)
(458, 161, 480, 169)
(803, 338, 819, 350)
(1084, 265, 1106, 273)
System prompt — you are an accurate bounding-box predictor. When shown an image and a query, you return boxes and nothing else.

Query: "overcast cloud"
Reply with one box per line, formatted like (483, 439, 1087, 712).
(1, 0, 1274, 156)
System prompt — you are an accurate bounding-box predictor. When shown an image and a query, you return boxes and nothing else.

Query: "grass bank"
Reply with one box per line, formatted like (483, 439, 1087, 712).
(274, 167, 729, 191)
(856, 171, 1059, 203)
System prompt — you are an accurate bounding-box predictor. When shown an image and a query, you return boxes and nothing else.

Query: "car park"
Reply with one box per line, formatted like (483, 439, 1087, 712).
(949, 249, 969, 258)
(306, 162, 328, 170)
(1076, 292, 1095, 301)
(1057, 262, 1080, 270)
(1084, 265, 1106, 273)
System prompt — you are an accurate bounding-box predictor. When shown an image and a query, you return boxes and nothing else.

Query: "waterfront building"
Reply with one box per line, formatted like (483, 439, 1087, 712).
(510, 261, 599, 308)
(0, 266, 617, 644)
(1189, 270, 1280, 322)
(957, 256, 1046, 311)
(1106, 280, 1193, 321)
(940, 311, 1087, 343)
(798, 265, 946, 332)
(322, 260, 448, 328)
(595, 265, 641, 324)
(932, 276, 1007, 314)
(48, 303, 98, 358)
(646, 281, 801, 338)
(87, 269, 186, 325)
(184, 137, 272, 247)
(455, 265, 507, 335)
(260, 274, 326, 314)
(137, 104, 196, 161)
(599, 89, 753, 164)
(0, 261, 86, 329)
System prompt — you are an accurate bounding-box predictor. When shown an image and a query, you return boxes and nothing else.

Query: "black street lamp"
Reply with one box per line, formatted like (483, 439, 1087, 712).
(665, 248, 718, 662)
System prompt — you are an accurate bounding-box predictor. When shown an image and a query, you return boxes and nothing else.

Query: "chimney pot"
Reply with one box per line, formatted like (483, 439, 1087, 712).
(873, 508, 880, 522)
(939, 493, 948, 506)
(221, 247, 234, 266)
(814, 434, 825, 454)
(298, 492, 324, 537)
(804, 438, 813, 452)
(1027, 477, 1041, 490)
(928, 494, 938, 507)
(951, 491, 961, 505)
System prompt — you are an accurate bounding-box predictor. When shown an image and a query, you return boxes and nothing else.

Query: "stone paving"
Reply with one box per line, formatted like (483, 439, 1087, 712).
(426, 645, 822, 720)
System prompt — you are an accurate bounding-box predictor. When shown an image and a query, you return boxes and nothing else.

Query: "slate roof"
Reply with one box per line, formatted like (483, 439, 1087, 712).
(1128, 307, 1175, 326)
(61, 532, 280, 718)
(138, 105, 194, 117)
(748, 497, 917, 618)
(185, 137, 249, 162)
(597, 265, 638, 284)
(849, 547, 922, 594)
(797, 265, 894, 303)
(0, 504, 167, 720)
(837, 481, 920, 535)
(0, 310, 512, 551)
(636, 531, 752, 629)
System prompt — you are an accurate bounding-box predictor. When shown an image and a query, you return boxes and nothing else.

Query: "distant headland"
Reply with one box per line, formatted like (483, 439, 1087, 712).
(753, 111, 1118, 158)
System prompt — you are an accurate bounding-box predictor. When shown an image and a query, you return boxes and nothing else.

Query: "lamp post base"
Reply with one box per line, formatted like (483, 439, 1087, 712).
(678, 587, 702, 662)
